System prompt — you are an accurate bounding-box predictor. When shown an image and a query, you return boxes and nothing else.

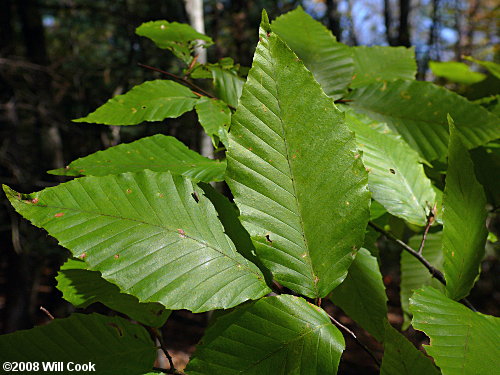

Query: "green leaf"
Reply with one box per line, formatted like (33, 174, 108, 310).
(430, 61, 486, 85)
(0, 313, 155, 374)
(136, 20, 213, 64)
(347, 80, 500, 161)
(330, 248, 387, 342)
(225, 21, 370, 298)
(272, 6, 354, 99)
(410, 286, 500, 375)
(400, 232, 444, 330)
(48, 134, 226, 183)
(4, 171, 270, 312)
(185, 295, 345, 375)
(56, 258, 170, 327)
(351, 46, 416, 88)
(74, 80, 198, 125)
(381, 321, 440, 375)
(199, 183, 271, 282)
(195, 97, 231, 146)
(345, 110, 436, 225)
(464, 56, 500, 79)
(211, 66, 245, 108)
(470, 142, 500, 206)
(442, 120, 488, 300)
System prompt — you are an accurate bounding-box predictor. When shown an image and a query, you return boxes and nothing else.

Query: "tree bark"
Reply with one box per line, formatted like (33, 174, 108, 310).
(397, 0, 411, 47)
(418, 0, 440, 79)
(0, 0, 15, 56)
(326, 0, 342, 41)
(384, 0, 396, 46)
(464, 0, 481, 56)
(183, 0, 213, 159)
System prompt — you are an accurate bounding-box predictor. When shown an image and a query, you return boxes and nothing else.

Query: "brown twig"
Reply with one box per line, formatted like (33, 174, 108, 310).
(418, 207, 435, 255)
(146, 327, 176, 373)
(138, 62, 237, 110)
(138, 62, 215, 99)
(325, 311, 381, 368)
(369, 221, 477, 311)
(40, 306, 54, 320)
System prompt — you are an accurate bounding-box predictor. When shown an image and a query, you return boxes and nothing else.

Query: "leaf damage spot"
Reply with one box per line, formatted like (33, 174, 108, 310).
(31, 198, 39, 204)
(191, 192, 200, 203)
(400, 91, 411, 100)
(389, 168, 396, 174)
(177, 228, 187, 238)
(114, 254, 120, 259)
(265, 234, 272, 244)
(54, 212, 65, 218)
(107, 322, 124, 337)
(131, 108, 137, 113)
(79, 253, 87, 259)
(126, 189, 133, 194)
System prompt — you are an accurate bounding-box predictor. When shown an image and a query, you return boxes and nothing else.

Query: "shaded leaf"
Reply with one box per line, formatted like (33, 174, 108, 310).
(211, 66, 245, 108)
(400, 232, 444, 330)
(195, 97, 231, 147)
(347, 80, 500, 161)
(380, 321, 440, 375)
(442, 120, 488, 300)
(330, 248, 387, 342)
(48, 134, 226, 182)
(430, 61, 486, 85)
(56, 258, 170, 327)
(74, 80, 198, 125)
(136, 20, 213, 64)
(410, 286, 500, 375)
(351, 46, 416, 88)
(4, 171, 270, 312)
(272, 6, 353, 99)
(226, 17, 370, 298)
(345, 110, 436, 226)
(470, 142, 500, 207)
(0, 313, 155, 374)
(186, 295, 344, 375)
(464, 56, 500, 79)
(199, 183, 272, 283)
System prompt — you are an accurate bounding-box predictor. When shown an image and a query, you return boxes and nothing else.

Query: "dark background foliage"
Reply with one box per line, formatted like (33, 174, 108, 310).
(0, 0, 498, 372)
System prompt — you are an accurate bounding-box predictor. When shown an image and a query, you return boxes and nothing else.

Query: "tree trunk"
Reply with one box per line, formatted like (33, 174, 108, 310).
(183, 0, 213, 159)
(397, 0, 411, 47)
(464, 0, 481, 56)
(384, 0, 396, 46)
(418, 0, 440, 79)
(453, 0, 464, 60)
(326, 0, 342, 41)
(0, 0, 15, 56)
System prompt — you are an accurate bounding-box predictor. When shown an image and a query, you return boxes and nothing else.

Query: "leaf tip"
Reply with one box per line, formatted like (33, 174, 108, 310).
(260, 10, 271, 33)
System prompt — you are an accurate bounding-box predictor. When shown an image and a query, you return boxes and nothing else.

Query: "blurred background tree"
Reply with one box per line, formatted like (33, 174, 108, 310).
(0, 0, 498, 372)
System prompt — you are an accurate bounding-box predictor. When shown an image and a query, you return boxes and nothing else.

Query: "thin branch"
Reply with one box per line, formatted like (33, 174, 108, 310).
(369, 221, 477, 311)
(138, 63, 215, 99)
(325, 311, 381, 367)
(146, 327, 176, 373)
(369, 221, 446, 283)
(40, 306, 54, 320)
(418, 208, 435, 255)
(138, 62, 237, 110)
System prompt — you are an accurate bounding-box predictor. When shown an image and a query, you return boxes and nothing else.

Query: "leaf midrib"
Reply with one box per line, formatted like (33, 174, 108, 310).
(240, 322, 330, 373)
(268, 34, 318, 294)
(23, 200, 263, 280)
